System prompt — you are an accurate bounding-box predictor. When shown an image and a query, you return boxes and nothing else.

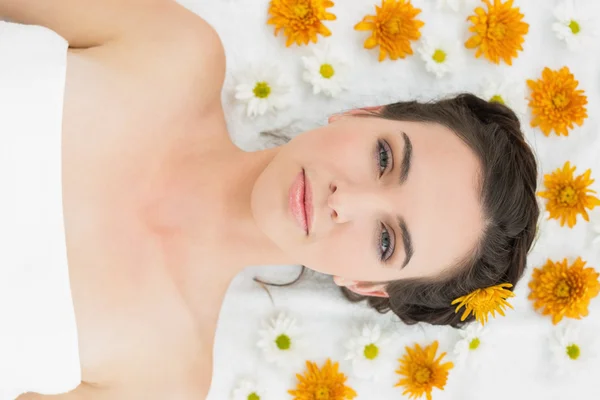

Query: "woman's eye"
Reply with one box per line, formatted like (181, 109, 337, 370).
(377, 140, 392, 177)
(379, 223, 394, 262)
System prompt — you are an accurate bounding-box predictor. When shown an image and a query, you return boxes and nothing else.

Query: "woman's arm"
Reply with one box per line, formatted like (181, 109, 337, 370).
(0, 0, 168, 48)
(1, 0, 226, 109)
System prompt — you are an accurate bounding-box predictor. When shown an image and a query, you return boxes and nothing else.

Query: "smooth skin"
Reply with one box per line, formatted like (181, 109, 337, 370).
(3, 1, 484, 398)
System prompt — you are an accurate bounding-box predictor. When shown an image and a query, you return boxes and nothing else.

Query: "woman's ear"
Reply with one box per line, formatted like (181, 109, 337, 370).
(348, 283, 389, 298)
(333, 276, 389, 298)
(327, 106, 383, 124)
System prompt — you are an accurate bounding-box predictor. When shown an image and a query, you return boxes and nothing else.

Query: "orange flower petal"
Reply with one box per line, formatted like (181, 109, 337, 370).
(465, 0, 528, 65)
(354, 0, 424, 61)
(267, 0, 336, 46)
(529, 258, 600, 325)
(395, 340, 453, 400)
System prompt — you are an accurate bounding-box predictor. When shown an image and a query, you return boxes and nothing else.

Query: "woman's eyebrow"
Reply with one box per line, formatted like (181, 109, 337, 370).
(398, 131, 412, 184)
(393, 131, 413, 270)
(397, 216, 414, 270)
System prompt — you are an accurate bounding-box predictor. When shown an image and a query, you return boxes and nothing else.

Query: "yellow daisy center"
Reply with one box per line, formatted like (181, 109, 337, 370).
(566, 344, 580, 360)
(384, 18, 402, 34)
(294, 4, 309, 17)
(554, 280, 571, 298)
(363, 343, 379, 360)
(315, 386, 329, 399)
(275, 334, 291, 350)
(569, 20, 580, 35)
(320, 63, 335, 78)
(253, 82, 271, 99)
(248, 393, 260, 400)
(488, 21, 507, 40)
(414, 366, 432, 384)
(469, 338, 481, 350)
(490, 94, 505, 104)
(559, 186, 578, 206)
(432, 49, 446, 63)
(552, 92, 570, 109)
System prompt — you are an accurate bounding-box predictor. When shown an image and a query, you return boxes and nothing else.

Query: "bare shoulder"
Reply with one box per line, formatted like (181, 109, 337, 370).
(77, 1, 226, 113)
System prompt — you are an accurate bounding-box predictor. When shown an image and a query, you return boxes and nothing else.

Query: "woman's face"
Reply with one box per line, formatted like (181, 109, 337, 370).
(250, 110, 485, 290)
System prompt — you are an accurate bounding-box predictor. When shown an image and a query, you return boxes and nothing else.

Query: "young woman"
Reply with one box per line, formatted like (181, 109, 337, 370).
(0, 0, 539, 399)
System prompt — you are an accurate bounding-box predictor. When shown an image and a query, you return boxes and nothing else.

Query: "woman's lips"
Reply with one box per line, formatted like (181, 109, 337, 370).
(304, 171, 313, 234)
(289, 169, 311, 235)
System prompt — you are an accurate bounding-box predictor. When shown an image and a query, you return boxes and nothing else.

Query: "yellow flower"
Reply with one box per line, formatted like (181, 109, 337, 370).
(289, 359, 357, 400)
(527, 66, 588, 136)
(267, 0, 336, 47)
(451, 283, 515, 325)
(537, 162, 600, 228)
(395, 340, 454, 400)
(464, 0, 529, 65)
(354, 0, 424, 62)
(528, 258, 600, 325)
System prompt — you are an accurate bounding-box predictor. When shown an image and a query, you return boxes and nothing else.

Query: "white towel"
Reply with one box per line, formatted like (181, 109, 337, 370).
(0, 21, 81, 399)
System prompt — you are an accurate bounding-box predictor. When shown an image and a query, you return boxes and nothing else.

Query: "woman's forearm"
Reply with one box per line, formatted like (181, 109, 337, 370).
(0, 0, 167, 48)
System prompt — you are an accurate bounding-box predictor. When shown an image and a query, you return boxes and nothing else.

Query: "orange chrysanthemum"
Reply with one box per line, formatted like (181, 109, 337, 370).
(289, 359, 357, 400)
(537, 161, 600, 228)
(451, 283, 515, 325)
(395, 340, 454, 400)
(527, 66, 588, 136)
(464, 0, 529, 65)
(528, 258, 600, 325)
(267, 0, 336, 47)
(354, 0, 424, 62)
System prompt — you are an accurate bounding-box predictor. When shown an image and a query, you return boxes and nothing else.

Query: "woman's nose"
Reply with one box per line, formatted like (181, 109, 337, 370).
(327, 181, 383, 224)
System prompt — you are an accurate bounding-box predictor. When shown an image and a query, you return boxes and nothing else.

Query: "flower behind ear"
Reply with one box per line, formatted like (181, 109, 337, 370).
(451, 283, 515, 325)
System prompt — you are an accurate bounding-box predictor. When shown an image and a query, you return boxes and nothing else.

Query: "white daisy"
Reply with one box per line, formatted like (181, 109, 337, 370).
(231, 379, 265, 400)
(549, 322, 597, 377)
(256, 312, 305, 367)
(453, 323, 488, 366)
(417, 36, 459, 79)
(552, 0, 598, 52)
(344, 322, 393, 380)
(234, 65, 292, 118)
(479, 76, 527, 118)
(301, 43, 349, 98)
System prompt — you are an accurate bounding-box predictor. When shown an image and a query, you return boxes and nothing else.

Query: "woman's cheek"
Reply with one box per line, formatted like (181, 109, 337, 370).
(328, 234, 372, 279)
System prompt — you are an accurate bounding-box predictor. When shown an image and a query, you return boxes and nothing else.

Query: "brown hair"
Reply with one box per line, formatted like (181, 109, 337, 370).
(340, 93, 539, 327)
(256, 93, 539, 328)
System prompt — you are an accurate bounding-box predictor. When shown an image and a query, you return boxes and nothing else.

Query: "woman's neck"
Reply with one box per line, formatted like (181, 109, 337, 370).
(212, 145, 294, 270)
(154, 139, 295, 280)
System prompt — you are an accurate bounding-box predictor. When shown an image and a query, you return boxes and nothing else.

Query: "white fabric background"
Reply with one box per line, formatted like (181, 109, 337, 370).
(175, 1, 600, 399)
